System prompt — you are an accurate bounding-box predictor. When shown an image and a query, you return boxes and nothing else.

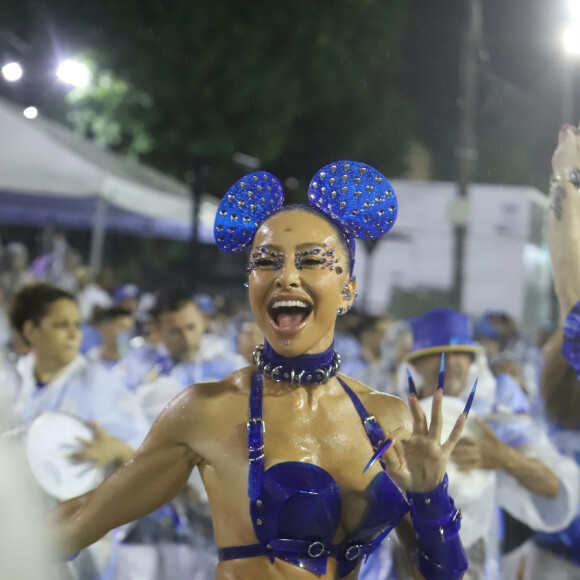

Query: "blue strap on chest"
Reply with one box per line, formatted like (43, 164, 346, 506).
(337, 376, 387, 464)
(247, 374, 386, 501)
(247, 373, 265, 501)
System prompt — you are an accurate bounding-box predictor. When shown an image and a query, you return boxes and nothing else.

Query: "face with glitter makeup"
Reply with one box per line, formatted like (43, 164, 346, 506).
(248, 208, 356, 356)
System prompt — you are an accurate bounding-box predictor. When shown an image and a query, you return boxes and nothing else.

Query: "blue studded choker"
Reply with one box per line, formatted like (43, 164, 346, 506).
(252, 341, 341, 385)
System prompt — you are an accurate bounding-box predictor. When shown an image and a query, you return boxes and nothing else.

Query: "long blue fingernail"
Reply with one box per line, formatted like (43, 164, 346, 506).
(463, 378, 478, 417)
(406, 368, 417, 397)
(363, 438, 392, 473)
(437, 352, 446, 390)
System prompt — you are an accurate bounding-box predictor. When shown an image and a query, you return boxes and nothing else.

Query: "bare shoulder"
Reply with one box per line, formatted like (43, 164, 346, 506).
(338, 374, 413, 434)
(177, 366, 253, 413)
(154, 366, 253, 440)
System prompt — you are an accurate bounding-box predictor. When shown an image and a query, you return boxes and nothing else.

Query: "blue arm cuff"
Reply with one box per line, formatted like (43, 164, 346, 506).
(408, 474, 468, 579)
(562, 301, 580, 383)
(406, 474, 453, 519)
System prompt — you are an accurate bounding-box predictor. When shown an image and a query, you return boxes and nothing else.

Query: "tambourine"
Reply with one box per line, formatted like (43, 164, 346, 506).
(25, 411, 104, 501)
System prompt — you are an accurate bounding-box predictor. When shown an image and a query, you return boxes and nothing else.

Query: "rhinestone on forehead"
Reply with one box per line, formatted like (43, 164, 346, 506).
(214, 171, 284, 252)
(307, 161, 397, 240)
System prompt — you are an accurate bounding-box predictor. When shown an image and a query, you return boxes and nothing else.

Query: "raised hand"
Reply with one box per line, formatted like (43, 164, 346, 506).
(365, 354, 476, 493)
(548, 124, 580, 319)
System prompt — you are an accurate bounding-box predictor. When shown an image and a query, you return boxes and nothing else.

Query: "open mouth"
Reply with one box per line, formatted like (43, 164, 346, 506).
(269, 299, 313, 330)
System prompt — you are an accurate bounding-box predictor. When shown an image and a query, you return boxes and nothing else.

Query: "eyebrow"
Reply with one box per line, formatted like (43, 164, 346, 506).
(256, 242, 328, 252)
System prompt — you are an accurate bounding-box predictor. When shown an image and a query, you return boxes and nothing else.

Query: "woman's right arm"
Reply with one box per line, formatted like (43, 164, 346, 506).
(48, 388, 201, 557)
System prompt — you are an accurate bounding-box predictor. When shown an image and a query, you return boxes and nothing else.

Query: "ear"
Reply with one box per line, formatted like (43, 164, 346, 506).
(21, 319, 37, 346)
(342, 276, 357, 310)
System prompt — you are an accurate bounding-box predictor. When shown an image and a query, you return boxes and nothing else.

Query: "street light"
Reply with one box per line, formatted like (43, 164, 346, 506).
(56, 60, 91, 87)
(1, 62, 23, 82)
(562, 9, 580, 123)
(563, 22, 580, 55)
(23, 106, 38, 119)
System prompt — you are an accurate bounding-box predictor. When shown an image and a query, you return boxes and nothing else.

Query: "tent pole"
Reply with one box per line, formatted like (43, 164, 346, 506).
(89, 196, 108, 273)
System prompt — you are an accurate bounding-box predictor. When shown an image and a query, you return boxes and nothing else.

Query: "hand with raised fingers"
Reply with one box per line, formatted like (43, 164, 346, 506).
(364, 354, 477, 493)
(69, 420, 133, 468)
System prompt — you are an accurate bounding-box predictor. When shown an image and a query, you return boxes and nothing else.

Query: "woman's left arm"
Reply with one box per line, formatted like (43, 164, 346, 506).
(372, 389, 469, 580)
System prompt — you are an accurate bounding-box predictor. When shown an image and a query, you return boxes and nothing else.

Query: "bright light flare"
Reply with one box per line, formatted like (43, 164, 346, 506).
(2, 62, 23, 82)
(564, 23, 580, 55)
(56, 60, 91, 87)
(569, 0, 580, 19)
(23, 106, 38, 119)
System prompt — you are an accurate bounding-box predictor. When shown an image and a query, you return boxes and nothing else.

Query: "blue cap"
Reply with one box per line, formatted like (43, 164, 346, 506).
(407, 307, 480, 361)
(195, 294, 215, 314)
(473, 316, 501, 340)
(114, 284, 140, 303)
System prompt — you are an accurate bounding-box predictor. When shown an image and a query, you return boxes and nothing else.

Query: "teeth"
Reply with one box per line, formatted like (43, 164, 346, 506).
(271, 300, 309, 309)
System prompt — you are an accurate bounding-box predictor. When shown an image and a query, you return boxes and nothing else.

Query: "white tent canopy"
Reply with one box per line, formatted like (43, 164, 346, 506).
(0, 96, 218, 269)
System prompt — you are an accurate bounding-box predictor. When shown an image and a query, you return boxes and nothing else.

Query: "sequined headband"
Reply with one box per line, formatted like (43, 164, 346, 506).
(213, 160, 398, 276)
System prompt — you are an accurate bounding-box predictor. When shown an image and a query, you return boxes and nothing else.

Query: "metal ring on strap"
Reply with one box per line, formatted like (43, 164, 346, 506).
(345, 545, 361, 561)
(270, 366, 283, 382)
(307, 541, 325, 558)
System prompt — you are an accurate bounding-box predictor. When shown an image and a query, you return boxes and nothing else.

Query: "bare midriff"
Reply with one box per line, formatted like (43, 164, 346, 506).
(216, 556, 360, 580)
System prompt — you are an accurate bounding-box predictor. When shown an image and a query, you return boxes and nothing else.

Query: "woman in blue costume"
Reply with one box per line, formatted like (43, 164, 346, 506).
(50, 162, 471, 579)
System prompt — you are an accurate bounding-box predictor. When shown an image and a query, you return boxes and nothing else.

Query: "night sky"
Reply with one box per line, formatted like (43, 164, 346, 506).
(1, 0, 577, 188)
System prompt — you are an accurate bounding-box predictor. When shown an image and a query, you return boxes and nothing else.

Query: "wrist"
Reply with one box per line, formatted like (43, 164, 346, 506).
(407, 474, 453, 520)
(105, 437, 133, 464)
(551, 167, 580, 188)
(115, 440, 134, 462)
(495, 441, 521, 473)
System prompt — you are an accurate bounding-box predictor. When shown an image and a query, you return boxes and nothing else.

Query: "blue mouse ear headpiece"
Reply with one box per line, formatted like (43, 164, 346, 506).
(214, 161, 398, 275)
(214, 171, 284, 252)
(307, 160, 397, 273)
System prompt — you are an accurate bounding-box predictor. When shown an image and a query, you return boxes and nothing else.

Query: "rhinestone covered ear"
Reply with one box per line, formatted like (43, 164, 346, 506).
(214, 171, 285, 252)
(308, 161, 398, 240)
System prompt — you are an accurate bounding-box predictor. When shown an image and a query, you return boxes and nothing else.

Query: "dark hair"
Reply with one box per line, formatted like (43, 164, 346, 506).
(9, 283, 76, 337)
(260, 205, 352, 275)
(93, 306, 133, 325)
(349, 314, 382, 340)
(151, 288, 194, 320)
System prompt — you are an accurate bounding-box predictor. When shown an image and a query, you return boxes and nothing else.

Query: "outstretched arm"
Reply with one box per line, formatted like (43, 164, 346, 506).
(543, 125, 580, 426)
(48, 388, 200, 557)
(452, 418, 559, 497)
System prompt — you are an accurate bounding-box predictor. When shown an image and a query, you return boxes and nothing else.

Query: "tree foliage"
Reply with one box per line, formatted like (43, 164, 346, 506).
(35, 0, 414, 193)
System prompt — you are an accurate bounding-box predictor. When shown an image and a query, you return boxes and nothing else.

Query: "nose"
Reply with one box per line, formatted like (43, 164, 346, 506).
(274, 257, 301, 288)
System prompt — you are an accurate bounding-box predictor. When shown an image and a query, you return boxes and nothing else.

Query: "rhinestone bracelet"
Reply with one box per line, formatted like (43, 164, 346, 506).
(551, 168, 580, 189)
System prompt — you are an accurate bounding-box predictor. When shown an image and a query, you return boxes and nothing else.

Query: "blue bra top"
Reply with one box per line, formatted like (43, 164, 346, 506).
(218, 373, 410, 577)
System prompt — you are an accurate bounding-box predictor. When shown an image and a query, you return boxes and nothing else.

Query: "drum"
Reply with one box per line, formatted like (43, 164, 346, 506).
(25, 411, 104, 501)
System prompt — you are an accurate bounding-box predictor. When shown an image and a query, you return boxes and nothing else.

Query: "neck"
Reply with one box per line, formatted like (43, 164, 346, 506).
(34, 356, 70, 384)
(254, 341, 341, 386)
(101, 342, 120, 361)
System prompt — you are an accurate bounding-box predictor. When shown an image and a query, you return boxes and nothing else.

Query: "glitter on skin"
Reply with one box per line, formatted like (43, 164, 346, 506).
(248, 245, 344, 275)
